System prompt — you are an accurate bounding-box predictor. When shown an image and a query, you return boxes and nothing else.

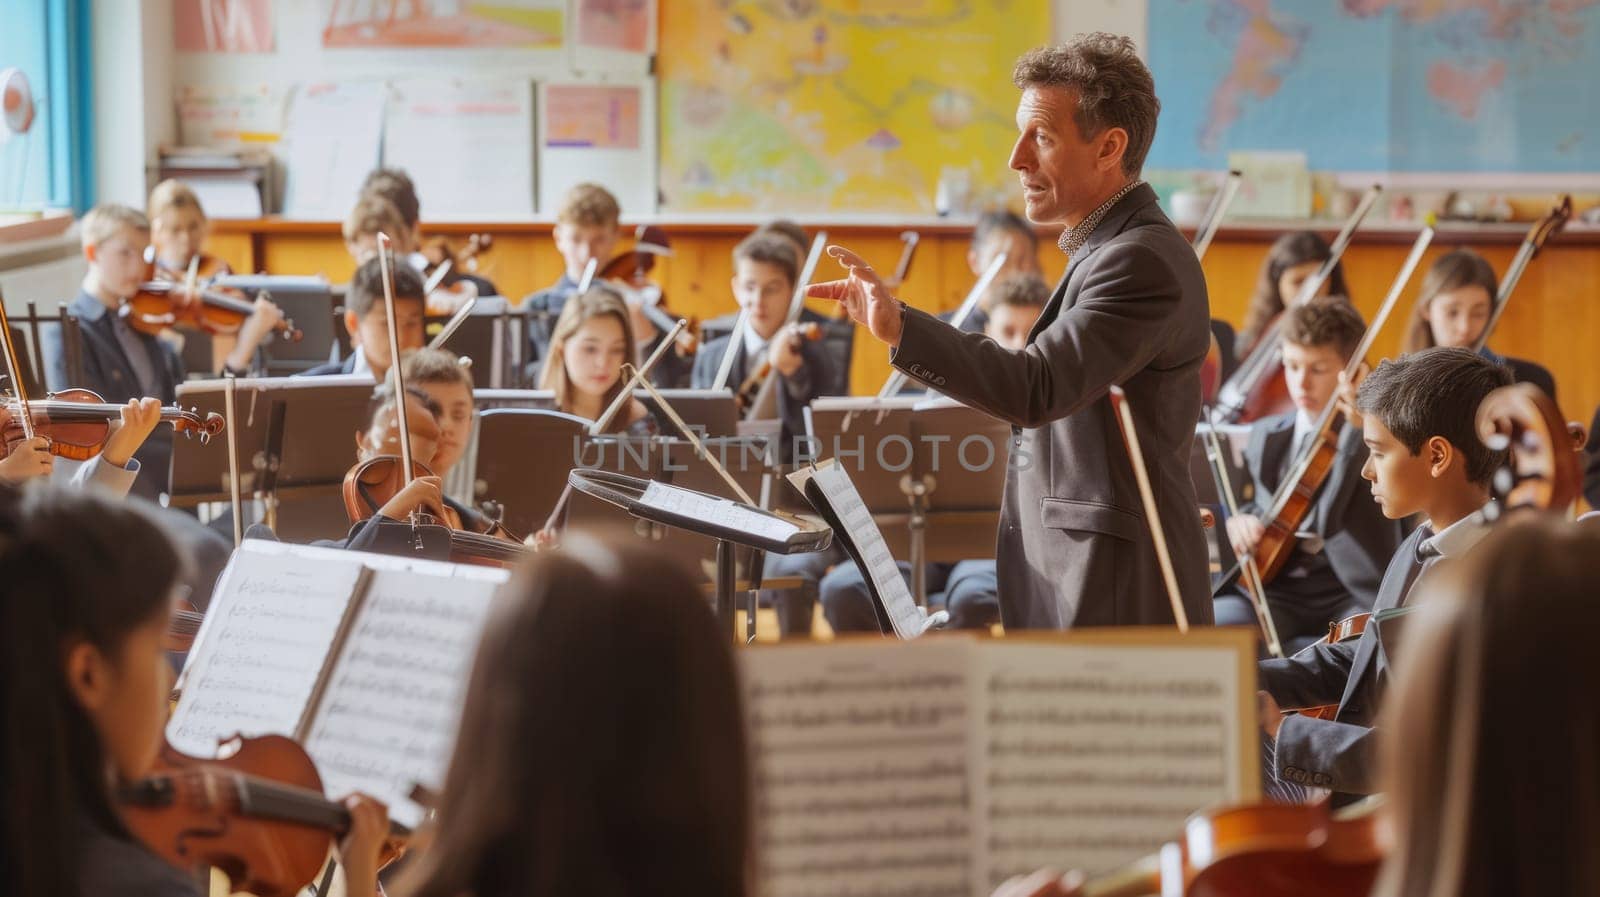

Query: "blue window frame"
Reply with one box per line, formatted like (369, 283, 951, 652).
(1, 0, 93, 213)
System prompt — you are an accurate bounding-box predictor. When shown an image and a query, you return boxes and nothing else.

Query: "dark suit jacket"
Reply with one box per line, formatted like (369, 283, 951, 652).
(691, 331, 831, 464)
(1233, 413, 1405, 609)
(888, 184, 1212, 630)
(1259, 525, 1430, 795)
(42, 292, 184, 500)
(298, 354, 360, 377)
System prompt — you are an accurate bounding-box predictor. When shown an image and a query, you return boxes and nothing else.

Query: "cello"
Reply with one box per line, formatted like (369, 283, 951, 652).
(1470, 195, 1572, 354)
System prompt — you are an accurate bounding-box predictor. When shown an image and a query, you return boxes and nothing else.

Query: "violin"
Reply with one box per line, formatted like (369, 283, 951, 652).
(151, 251, 232, 282)
(1212, 185, 1381, 424)
(0, 390, 223, 461)
(119, 734, 408, 897)
(1233, 223, 1434, 588)
(599, 225, 700, 358)
(121, 276, 304, 343)
(1069, 799, 1384, 896)
(421, 233, 493, 313)
(734, 321, 823, 414)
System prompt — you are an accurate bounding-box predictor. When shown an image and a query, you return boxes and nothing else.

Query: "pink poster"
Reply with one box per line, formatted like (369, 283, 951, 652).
(543, 85, 641, 150)
(321, 0, 563, 49)
(576, 0, 650, 54)
(175, 0, 274, 53)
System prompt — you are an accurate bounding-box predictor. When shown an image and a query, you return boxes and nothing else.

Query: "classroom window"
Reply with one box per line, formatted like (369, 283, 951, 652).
(0, 0, 92, 214)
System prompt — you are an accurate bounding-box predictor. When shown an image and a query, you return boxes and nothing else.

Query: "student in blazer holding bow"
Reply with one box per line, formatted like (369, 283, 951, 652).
(1215, 300, 1408, 654)
(813, 36, 1211, 630)
(1258, 348, 1509, 800)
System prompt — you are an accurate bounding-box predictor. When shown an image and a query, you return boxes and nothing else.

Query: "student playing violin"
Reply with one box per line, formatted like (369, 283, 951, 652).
(391, 530, 751, 897)
(40, 205, 282, 500)
(1258, 347, 1509, 801)
(147, 179, 230, 278)
(1236, 231, 1353, 357)
(1399, 247, 1557, 399)
(0, 483, 391, 897)
(1214, 300, 1407, 654)
(359, 167, 501, 304)
(523, 182, 623, 367)
(0, 396, 164, 496)
(538, 285, 659, 437)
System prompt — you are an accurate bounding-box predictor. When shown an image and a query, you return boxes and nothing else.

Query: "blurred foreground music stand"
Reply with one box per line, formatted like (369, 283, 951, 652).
(568, 469, 831, 643)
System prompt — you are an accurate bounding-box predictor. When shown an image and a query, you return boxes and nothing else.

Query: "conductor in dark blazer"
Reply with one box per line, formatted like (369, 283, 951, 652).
(810, 34, 1211, 629)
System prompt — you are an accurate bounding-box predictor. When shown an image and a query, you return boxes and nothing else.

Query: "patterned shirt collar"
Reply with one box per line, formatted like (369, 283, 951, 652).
(1057, 179, 1145, 255)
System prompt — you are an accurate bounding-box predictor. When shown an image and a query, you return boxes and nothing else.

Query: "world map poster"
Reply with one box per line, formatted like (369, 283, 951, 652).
(658, 0, 1051, 214)
(1146, 0, 1600, 173)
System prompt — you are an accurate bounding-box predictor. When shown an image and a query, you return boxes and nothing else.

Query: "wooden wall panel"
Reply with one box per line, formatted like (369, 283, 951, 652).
(210, 219, 1600, 425)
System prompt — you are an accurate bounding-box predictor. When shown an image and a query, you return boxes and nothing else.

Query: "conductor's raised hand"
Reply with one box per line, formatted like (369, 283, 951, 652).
(807, 245, 905, 347)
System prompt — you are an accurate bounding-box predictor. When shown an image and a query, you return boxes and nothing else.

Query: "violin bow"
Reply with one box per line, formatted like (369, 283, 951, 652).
(1213, 184, 1381, 423)
(742, 233, 827, 423)
(427, 292, 480, 350)
(576, 256, 599, 294)
(709, 308, 748, 391)
(0, 287, 37, 440)
(1254, 219, 1436, 534)
(634, 371, 758, 506)
(1108, 385, 1189, 632)
(1199, 416, 1284, 658)
(224, 374, 243, 547)
(376, 233, 415, 486)
(1472, 195, 1572, 353)
(1190, 169, 1242, 261)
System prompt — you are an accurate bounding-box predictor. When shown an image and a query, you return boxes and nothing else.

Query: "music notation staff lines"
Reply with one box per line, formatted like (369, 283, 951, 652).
(760, 758, 966, 787)
(989, 676, 1223, 699)
(756, 819, 970, 848)
(986, 738, 1224, 758)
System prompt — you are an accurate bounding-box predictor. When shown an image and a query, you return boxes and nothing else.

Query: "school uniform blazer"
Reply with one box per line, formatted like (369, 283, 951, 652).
(888, 184, 1213, 630)
(42, 293, 184, 501)
(691, 332, 830, 464)
(1234, 413, 1405, 608)
(298, 354, 360, 377)
(1258, 525, 1430, 795)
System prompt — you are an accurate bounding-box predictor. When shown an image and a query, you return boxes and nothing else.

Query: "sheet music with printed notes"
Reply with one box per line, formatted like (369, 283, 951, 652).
(166, 541, 511, 830)
(639, 480, 799, 544)
(167, 541, 368, 756)
(791, 462, 925, 639)
(742, 639, 977, 897)
(972, 635, 1255, 888)
(741, 630, 1257, 897)
(301, 562, 504, 828)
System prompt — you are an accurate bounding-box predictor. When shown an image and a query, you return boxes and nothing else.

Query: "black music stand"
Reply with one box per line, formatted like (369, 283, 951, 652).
(216, 275, 337, 376)
(568, 469, 831, 642)
(472, 408, 591, 535)
(170, 375, 377, 541)
(425, 303, 524, 388)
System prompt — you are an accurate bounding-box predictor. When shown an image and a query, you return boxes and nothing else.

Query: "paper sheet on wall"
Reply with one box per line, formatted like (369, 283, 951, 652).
(571, 0, 654, 75)
(176, 83, 284, 147)
(537, 82, 655, 215)
(281, 81, 385, 219)
(383, 78, 536, 219)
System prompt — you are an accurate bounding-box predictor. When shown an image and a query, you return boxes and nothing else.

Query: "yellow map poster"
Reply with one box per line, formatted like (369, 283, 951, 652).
(659, 0, 1051, 214)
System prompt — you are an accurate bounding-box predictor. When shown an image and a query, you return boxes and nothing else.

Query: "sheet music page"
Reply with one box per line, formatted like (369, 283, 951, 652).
(742, 640, 977, 897)
(808, 464, 923, 639)
(167, 542, 366, 756)
(639, 480, 798, 543)
(301, 562, 507, 828)
(972, 638, 1252, 890)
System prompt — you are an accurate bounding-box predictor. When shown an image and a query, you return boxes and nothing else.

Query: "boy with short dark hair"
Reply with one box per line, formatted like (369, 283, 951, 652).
(1215, 299, 1405, 654)
(302, 256, 426, 381)
(1258, 346, 1511, 799)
